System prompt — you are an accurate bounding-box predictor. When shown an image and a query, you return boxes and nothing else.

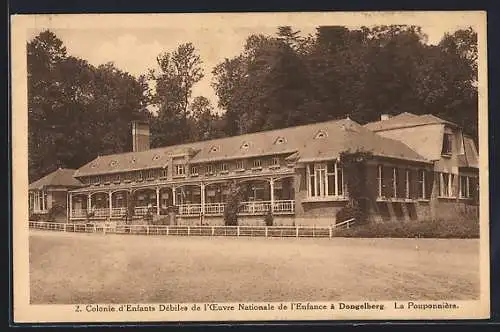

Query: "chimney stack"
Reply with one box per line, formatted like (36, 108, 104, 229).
(132, 120, 150, 152)
(380, 114, 391, 121)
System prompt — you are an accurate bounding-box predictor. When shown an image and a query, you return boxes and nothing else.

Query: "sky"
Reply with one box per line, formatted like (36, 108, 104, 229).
(26, 13, 477, 113)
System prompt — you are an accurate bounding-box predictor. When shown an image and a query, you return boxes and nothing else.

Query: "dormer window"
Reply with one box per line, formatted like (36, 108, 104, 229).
(442, 133, 453, 156)
(110, 160, 117, 167)
(241, 142, 250, 149)
(175, 165, 185, 176)
(91, 162, 98, 168)
(314, 130, 327, 139)
(275, 137, 286, 145)
(130, 158, 137, 164)
(210, 146, 219, 153)
(152, 154, 160, 161)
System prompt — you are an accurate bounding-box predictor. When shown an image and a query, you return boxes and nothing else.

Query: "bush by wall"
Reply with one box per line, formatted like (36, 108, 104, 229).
(264, 210, 274, 226)
(334, 218, 479, 239)
(224, 181, 243, 226)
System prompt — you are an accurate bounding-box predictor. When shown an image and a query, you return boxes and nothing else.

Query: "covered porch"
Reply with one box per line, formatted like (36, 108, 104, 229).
(68, 176, 296, 220)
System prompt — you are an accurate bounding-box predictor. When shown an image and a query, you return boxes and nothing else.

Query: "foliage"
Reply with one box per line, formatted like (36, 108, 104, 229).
(264, 209, 274, 226)
(338, 150, 374, 223)
(27, 30, 149, 183)
(223, 181, 243, 226)
(334, 218, 479, 239)
(335, 205, 363, 224)
(212, 25, 478, 141)
(148, 43, 205, 146)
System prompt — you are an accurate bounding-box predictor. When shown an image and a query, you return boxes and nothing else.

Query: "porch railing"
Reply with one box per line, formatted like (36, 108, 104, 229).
(204, 202, 225, 215)
(71, 209, 87, 219)
(70, 200, 296, 218)
(112, 207, 127, 217)
(178, 204, 202, 216)
(134, 206, 150, 216)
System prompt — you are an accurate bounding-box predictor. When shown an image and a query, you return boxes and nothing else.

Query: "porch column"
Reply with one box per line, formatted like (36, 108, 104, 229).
(172, 186, 176, 206)
(156, 187, 160, 215)
(87, 194, 92, 212)
(109, 191, 113, 217)
(200, 183, 205, 215)
(69, 192, 73, 220)
(41, 191, 45, 211)
(270, 178, 275, 213)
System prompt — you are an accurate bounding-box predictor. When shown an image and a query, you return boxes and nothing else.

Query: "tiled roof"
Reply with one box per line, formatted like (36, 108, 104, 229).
(364, 112, 455, 132)
(461, 136, 479, 168)
(29, 168, 83, 190)
(75, 118, 429, 177)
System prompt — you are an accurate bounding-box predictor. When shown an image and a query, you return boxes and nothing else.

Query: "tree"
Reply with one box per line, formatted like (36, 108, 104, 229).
(149, 43, 204, 146)
(188, 96, 225, 141)
(223, 181, 243, 226)
(27, 30, 149, 182)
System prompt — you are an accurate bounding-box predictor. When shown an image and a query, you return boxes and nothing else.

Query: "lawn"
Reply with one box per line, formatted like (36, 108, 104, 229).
(29, 230, 480, 304)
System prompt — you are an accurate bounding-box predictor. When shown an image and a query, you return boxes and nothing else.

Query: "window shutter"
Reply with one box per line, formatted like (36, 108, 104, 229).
(366, 164, 379, 200)
(470, 176, 479, 204)
(425, 170, 434, 199)
(410, 169, 419, 199)
(397, 168, 406, 199)
(382, 166, 393, 198)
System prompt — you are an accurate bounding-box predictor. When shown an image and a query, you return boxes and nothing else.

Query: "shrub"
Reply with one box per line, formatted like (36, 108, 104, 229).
(334, 218, 479, 239)
(264, 210, 274, 226)
(224, 181, 243, 226)
(336, 205, 363, 224)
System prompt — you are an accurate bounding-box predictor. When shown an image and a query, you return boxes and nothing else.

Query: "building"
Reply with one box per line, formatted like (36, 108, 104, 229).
(59, 113, 479, 226)
(28, 168, 84, 221)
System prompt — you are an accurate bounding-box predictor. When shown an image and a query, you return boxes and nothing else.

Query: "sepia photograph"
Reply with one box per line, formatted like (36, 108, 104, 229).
(11, 11, 489, 323)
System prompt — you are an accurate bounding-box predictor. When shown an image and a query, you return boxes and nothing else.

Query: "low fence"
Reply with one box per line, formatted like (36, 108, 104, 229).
(28, 219, 355, 239)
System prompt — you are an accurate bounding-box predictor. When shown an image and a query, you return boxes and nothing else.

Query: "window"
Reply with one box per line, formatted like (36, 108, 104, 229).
(307, 162, 344, 198)
(175, 165, 185, 176)
(137, 171, 143, 182)
(314, 130, 327, 139)
(442, 133, 453, 155)
(206, 164, 214, 174)
(275, 137, 286, 145)
(236, 160, 244, 170)
(377, 165, 383, 198)
(459, 175, 470, 198)
(253, 159, 262, 168)
(146, 169, 155, 180)
(271, 157, 280, 166)
(405, 169, 410, 199)
(113, 173, 121, 183)
(392, 167, 398, 198)
(439, 172, 456, 198)
(220, 163, 228, 172)
(160, 168, 168, 179)
(93, 176, 101, 185)
(191, 165, 198, 175)
(417, 170, 426, 199)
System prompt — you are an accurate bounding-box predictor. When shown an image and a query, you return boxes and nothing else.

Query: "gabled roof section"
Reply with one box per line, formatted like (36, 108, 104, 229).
(29, 168, 83, 190)
(75, 117, 430, 177)
(364, 112, 456, 132)
(297, 119, 428, 163)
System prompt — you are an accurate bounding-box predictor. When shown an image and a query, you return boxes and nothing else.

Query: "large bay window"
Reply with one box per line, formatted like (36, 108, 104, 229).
(439, 172, 456, 198)
(417, 170, 426, 199)
(459, 175, 471, 199)
(307, 161, 344, 198)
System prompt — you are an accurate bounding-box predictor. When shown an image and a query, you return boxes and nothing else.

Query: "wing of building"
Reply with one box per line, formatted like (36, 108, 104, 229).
(30, 113, 479, 225)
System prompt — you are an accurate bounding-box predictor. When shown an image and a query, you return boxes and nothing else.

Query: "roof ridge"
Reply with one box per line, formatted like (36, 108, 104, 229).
(87, 117, 354, 160)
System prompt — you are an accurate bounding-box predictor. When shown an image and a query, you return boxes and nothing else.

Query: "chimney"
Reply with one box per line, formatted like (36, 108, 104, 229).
(380, 114, 391, 121)
(132, 120, 150, 152)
